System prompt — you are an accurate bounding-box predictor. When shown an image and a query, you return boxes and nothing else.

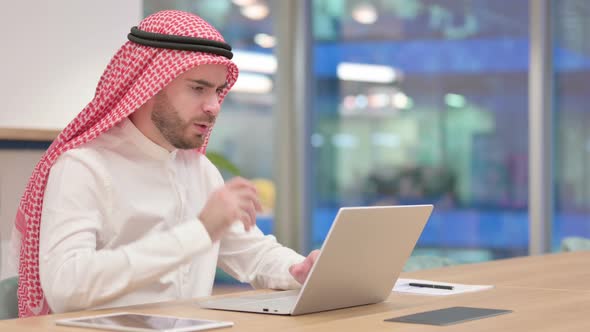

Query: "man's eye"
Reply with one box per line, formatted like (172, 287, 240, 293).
(192, 86, 204, 92)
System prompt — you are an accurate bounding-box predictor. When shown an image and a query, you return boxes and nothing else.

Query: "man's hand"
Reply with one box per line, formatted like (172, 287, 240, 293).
(289, 250, 321, 285)
(199, 177, 262, 242)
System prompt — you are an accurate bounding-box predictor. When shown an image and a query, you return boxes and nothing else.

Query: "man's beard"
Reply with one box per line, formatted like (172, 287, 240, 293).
(151, 92, 216, 150)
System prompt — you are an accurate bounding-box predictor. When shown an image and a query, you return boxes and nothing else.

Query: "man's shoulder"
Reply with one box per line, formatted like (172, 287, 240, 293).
(61, 132, 111, 155)
(52, 143, 106, 173)
(53, 128, 124, 169)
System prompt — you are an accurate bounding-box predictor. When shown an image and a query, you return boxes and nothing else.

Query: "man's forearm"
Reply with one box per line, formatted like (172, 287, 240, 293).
(40, 219, 212, 313)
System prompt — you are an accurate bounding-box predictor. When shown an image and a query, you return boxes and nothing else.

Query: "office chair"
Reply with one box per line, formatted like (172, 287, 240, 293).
(0, 276, 18, 319)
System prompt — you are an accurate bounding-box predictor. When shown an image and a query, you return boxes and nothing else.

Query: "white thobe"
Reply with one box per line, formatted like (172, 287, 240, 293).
(38, 118, 303, 313)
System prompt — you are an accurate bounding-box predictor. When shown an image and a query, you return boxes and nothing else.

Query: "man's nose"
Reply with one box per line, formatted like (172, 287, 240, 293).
(203, 95, 221, 116)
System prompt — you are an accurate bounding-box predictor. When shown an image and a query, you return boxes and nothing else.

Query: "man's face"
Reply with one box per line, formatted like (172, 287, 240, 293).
(151, 64, 228, 150)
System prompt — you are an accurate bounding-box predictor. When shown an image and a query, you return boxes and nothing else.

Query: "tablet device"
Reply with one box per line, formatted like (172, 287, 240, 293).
(55, 312, 233, 332)
(384, 306, 512, 326)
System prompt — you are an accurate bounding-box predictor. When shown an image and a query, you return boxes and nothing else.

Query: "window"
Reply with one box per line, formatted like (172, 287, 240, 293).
(553, 0, 590, 249)
(310, 0, 530, 263)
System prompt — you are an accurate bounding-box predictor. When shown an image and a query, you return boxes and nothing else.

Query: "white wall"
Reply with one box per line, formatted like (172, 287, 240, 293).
(0, 0, 142, 129)
(0, 0, 142, 279)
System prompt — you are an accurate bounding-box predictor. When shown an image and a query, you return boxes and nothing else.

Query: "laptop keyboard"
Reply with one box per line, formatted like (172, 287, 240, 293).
(203, 290, 300, 308)
(233, 290, 299, 301)
(252, 296, 298, 308)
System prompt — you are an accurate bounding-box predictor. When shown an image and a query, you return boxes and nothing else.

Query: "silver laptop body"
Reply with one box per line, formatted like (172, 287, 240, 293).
(199, 205, 433, 316)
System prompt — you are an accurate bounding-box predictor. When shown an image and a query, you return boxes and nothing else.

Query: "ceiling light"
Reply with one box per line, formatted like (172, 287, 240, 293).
(232, 0, 257, 6)
(352, 3, 378, 24)
(231, 73, 273, 94)
(241, 4, 269, 20)
(254, 33, 276, 48)
(337, 62, 398, 83)
(232, 50, 276, 74)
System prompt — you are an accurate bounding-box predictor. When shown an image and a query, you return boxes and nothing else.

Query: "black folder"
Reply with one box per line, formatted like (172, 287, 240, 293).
(385, 306, 512, 326)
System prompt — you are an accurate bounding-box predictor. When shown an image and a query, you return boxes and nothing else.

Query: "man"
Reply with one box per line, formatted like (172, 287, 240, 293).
(12, 10, 319, 317)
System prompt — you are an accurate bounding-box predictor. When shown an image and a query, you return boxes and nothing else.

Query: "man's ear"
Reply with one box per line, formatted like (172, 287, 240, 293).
(135, 97, 155, 115)
(144, 95, 156, 109)
(128, 97, 154, 125)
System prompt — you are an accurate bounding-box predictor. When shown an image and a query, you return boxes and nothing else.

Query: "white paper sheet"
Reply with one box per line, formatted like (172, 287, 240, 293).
(393, 278, 494, 296)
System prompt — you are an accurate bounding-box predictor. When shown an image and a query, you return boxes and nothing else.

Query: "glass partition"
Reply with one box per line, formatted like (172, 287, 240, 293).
(310, 0, 530, 264)
(553, 0, 590, 250)
(142, 0, 590, 271)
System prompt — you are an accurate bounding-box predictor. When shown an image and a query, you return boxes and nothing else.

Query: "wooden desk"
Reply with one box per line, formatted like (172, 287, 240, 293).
(406, 251, 590, 291)
(1, 252, 589, 331)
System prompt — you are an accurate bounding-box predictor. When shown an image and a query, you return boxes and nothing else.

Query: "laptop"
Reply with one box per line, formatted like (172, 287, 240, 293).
(199, 204, 433, 316)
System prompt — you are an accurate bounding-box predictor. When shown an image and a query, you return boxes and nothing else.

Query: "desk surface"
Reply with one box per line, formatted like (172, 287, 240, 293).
(406, 250, 590, 291)
(1, 251, 589, 331)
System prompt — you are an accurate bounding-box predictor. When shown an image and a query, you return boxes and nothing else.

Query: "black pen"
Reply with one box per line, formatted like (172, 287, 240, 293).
(408, 282, 454, 290)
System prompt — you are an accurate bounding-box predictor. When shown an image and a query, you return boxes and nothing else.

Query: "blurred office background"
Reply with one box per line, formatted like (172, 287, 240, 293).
(143, 0, 590, 263)
(0, 0, 589, 279)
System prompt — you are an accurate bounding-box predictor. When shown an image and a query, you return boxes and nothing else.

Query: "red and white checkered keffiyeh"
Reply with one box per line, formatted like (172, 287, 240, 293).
(12, 10, 239, 317)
